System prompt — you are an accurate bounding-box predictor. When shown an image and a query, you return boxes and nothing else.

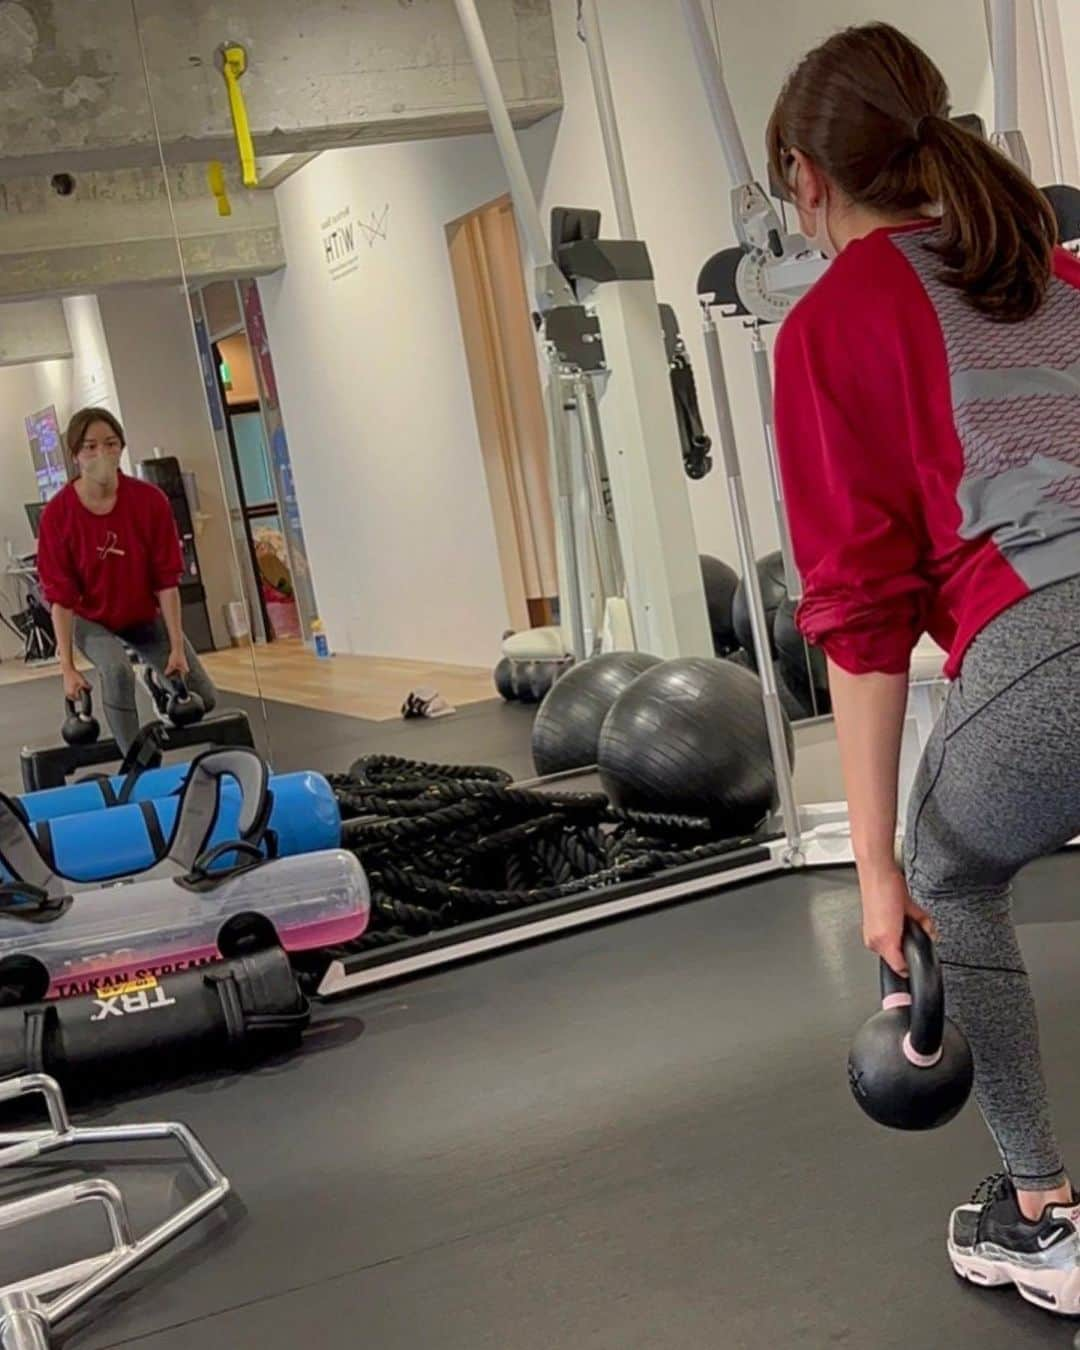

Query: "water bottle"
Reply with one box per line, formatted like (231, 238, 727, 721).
(312, 618, 331, 660)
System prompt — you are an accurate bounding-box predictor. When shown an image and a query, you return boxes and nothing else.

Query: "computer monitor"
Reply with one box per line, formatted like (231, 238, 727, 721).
(24, 502, 45, 540)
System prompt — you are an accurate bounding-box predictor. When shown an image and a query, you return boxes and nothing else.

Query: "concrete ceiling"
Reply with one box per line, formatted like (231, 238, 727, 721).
(0, 0, 561, 296)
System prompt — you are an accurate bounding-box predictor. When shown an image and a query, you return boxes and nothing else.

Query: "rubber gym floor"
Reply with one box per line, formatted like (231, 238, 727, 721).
(3, 678, 1080, 1348)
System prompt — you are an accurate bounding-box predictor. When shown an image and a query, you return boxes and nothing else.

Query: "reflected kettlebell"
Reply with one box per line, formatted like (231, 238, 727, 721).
(166, 675, 206, 728)
(61, 689, 100, 746)
(848, 921, 974, 1131)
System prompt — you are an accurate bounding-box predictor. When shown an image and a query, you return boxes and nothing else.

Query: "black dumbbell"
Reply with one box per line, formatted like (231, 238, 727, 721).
(164, 675, 206, 728)
(848, 920, 974, 1131)
(62, 689, 100, 746)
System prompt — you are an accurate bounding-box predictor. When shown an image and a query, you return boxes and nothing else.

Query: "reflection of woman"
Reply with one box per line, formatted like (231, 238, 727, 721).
(37, 407, 217, 753)
(769, 24, 1080, 1309)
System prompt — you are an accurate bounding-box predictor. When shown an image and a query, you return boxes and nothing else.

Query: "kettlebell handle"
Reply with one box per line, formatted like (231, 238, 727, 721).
(170, 674, 191, 701)
(878, 921, 945, 1065)
(65, 689, 93, 720)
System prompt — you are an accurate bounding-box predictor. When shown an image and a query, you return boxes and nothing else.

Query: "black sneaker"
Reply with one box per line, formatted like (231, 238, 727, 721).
(949, 1173, 1080, 1314)
(139, 665, 173, 724)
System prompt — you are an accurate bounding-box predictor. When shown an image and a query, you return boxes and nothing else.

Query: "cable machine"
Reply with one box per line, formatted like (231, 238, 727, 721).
(453, 0, 714, 667)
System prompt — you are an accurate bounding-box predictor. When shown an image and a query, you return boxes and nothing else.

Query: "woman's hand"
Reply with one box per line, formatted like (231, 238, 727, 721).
(62, 666, 91, 702)
(859, 860, 936, 977)
(164, 647, 190, 680)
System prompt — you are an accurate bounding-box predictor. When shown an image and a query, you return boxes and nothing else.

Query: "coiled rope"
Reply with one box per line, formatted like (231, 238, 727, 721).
(316, 755, 759, 962)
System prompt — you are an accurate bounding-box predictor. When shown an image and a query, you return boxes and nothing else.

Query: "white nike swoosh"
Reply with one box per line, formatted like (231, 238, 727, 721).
(1037, 1229, 1067, 1250)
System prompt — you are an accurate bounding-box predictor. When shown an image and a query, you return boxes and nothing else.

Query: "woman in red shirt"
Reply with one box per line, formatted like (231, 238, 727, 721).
(37, 407, 217, 754)
(768, 23, 1080, 1313)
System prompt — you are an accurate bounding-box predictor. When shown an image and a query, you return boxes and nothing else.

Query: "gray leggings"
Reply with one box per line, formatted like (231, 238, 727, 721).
(74, 616, 218, 756)
(905, 574, 1080, 1191)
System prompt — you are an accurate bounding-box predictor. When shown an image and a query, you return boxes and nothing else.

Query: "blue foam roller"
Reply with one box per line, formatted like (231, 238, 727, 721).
(6, 772, 341, 884)
(19, 764, 192, 824)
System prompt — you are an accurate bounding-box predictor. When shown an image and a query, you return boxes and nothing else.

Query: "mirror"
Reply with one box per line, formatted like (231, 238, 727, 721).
(114, 0, 1039, 843)
(0, 1, 264, 798)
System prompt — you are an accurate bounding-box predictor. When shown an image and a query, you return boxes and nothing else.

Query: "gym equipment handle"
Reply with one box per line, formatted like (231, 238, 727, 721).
(879, 922, 945, 1064)
(185, 839, 265, 884)
(216, 43, 257, 187)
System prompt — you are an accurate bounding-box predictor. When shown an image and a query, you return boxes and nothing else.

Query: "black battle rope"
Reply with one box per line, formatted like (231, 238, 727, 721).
(306, 758, 759, 971)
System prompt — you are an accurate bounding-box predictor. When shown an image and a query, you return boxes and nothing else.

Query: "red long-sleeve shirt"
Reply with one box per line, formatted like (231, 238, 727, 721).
(37, 472, 184, 634)
(774, 222, 1080, 678)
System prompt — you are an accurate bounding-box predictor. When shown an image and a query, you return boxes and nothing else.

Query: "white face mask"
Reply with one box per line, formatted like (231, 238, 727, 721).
(80, 456, 120, 489)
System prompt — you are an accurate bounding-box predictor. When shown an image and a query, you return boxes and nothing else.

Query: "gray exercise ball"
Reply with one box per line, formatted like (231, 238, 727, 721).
(598, 657, 794, 833)
(531, 651, 663, 777)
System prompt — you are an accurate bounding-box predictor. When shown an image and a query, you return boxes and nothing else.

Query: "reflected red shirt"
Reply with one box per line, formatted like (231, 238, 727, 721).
(37, 472, 184, 633)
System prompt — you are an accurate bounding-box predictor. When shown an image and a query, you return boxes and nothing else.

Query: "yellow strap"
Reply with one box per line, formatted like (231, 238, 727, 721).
(207, 160, 232, 216)
(218, 42, 258, 188)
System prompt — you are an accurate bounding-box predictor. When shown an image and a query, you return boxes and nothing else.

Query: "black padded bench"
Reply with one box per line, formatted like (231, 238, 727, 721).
(19, 711, 255, 792)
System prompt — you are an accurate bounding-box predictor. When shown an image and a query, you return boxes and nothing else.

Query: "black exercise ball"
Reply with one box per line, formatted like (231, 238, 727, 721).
(772, 597, 805, 668)
(699, 555, 739, 656)
(598, 657, 794, 833)
(494, 656, 517, 701)
(531, 651, 662, 777)
(732, 551, 788, 667)
(774, 599, 831, 716)
(726, 648, 811, 723)
(514, 659, 568, 705)
(1043, 184, 1080, 245)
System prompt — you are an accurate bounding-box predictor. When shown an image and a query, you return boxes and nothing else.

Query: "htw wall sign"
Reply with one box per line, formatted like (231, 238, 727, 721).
(320, 204, 391, 282)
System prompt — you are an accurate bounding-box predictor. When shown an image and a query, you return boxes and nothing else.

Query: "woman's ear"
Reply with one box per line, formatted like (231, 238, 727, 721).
(788, 148, 825, 212)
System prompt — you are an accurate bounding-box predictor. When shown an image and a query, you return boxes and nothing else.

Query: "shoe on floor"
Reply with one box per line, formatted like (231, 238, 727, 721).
(949, 1173, 1080, 1315)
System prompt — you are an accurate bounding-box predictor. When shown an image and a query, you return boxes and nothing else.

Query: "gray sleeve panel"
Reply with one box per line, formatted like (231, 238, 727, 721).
(952, 359, 1080, 404)
(890, 231, 1080, 585)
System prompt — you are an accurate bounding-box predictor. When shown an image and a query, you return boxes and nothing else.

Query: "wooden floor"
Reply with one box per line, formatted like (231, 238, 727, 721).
(0, 655, 90, 686)
(0, 641, 495, 722)
(202, 640, 495, 721)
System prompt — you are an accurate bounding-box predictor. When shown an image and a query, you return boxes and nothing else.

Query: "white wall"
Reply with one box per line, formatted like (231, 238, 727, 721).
(0, 358, 74, 659)
(260, 0, 995, 665)
(259, 141, 513, 666)
(62, 295, 122, 424)
(98, 284, 248, 649)
(1058, 0, 1080, 179)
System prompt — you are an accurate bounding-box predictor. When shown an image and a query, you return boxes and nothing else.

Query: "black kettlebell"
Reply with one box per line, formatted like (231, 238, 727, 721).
(848, 921, 974, 1131)
(165, 675, 206, 728)
(61, 689, 100, 746)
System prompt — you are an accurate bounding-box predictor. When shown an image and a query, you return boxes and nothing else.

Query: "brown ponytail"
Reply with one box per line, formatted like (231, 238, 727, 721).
(766, 22, 1058, 322)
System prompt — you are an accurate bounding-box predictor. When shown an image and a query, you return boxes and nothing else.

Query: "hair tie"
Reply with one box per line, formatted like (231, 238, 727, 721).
(914, 114, 936, 142)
